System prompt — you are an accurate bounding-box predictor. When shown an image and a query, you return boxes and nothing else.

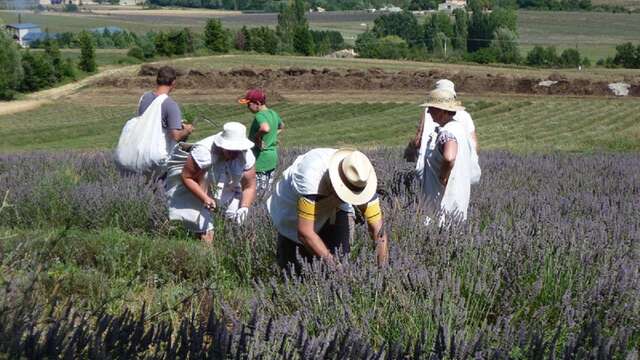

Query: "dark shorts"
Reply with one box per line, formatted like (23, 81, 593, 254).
(277, 210, 354, 275)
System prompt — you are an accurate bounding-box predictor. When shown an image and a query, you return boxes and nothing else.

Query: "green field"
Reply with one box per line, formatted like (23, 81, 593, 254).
(2, 9, 640, 61)
(2, 96, 639, 153)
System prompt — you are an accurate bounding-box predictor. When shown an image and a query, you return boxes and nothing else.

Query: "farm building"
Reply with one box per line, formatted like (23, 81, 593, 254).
(438, 0, 466, 11)
(4, 22, 42, 47)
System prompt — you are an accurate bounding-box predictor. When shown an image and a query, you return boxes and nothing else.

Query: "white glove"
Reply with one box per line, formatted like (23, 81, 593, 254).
(235, 207, 249, 225)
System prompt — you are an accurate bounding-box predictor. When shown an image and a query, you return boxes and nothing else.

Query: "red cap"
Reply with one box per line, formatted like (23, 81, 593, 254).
(238, 88, 266, 105)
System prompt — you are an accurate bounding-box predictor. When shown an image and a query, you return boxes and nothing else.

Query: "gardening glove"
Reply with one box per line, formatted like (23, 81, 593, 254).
(235, 207, 249, 225)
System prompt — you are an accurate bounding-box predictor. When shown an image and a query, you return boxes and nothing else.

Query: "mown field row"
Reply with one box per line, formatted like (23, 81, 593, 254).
(1, 97, 639, 153)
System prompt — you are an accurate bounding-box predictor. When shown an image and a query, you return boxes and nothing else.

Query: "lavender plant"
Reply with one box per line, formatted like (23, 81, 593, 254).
(0, 149, 638, 358)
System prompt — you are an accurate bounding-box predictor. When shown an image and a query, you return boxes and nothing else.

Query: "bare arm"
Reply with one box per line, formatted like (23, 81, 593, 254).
(298, 217, 333, 261)
(440, 140, 458, 186)
(239, 166, 257, 208)
(254, 122, 270, 149)
(181, 155, 215, 208)
(169, 123, 194, 142)
(368, 218, 388, 266)
(277, 120, 285, 135)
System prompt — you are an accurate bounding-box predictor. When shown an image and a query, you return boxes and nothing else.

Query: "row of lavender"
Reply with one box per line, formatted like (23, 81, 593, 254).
(1, 150, 639, 357)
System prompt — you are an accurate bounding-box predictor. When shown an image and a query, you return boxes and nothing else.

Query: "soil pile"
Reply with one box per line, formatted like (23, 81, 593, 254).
(94, 64, 640, 97)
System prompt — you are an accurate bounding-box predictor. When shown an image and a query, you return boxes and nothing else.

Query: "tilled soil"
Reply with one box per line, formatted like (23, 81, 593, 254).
(93, 64, 640, 98)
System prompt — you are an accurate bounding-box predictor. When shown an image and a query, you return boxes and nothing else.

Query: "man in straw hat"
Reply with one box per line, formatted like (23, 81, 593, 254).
(165, 122, 258, 244)
(409, 89, 481, 225)
(267, 148, 388, 274)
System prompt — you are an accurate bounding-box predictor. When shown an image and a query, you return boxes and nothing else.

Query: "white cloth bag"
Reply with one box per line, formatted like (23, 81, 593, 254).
(416, 111, 481, 224)
(114, 94, 170, 173)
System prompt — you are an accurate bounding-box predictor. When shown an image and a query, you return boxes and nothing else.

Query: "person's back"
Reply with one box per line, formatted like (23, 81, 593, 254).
(139, 66, 193, 161)
(250, 108, 283, 173)
(239, 89, 285, 195)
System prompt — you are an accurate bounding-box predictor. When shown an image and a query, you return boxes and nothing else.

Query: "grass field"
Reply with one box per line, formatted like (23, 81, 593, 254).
(2, 9, 639, 61)
(1, 96, 639, 153)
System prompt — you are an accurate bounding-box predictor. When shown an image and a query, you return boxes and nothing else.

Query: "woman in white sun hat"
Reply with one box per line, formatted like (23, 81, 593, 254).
(165, 122, 257, 244)
(411, 89, 481, 225)
(267, 148, 388, 274)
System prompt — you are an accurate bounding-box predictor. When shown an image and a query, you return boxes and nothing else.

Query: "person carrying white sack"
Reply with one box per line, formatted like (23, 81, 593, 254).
(407, 89, 481, 225)
(165, 122, 257, 244)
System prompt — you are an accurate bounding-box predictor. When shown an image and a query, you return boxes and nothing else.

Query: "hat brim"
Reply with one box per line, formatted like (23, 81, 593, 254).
(212, 132, 255, 151)
(419, 102, 465, 112)
(238, 98, 250, 105)
(328, 149, 377, 206)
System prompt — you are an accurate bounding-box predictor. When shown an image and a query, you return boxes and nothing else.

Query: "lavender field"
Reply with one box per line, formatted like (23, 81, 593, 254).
(0, 149, 639, 358)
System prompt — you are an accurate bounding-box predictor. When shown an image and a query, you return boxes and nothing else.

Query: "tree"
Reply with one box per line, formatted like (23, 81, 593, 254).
(276, 0, 307, 50)
(432, 32, 450, 57)
(467, 1, 494, 52)
(293, 26, 314, 55)
(20, 52, 57, 92)
(423, 13, 453, 51)
(613, 42, 639, 68)
(0, 31, 23, 100)
(490, 27, 520, 63)
(452, 8, 468, 52)
(78, 31, 97, 73)
(526, 45, 559, 67)
(204, 19, 230, 53)
(373, 11, 422, 46)
(559, 48, 581, 68)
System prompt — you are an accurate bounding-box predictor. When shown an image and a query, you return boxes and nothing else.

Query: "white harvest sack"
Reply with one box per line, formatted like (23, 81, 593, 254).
(114, 94, 170, 173)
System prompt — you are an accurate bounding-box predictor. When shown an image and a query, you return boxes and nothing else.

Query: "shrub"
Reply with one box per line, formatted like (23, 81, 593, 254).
(0, 31, 23, 100)
(491, 27, 520, 64)
(526, 45, 559, 67)
(204, 18, 230, 53)
(127, 46, 145, 60)
(78, 31, 97, 73)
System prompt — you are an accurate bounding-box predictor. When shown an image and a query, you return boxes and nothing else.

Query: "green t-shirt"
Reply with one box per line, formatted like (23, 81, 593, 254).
(249, 108, 283, 172)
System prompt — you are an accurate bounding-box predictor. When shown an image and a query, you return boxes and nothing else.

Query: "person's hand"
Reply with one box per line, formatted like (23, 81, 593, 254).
(235, 207, 249, 225)
(183, 123, 194, 134)
(204, 197, 216, 211)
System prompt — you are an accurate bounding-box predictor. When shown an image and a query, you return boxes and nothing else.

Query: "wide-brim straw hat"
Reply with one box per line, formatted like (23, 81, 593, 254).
(420, 88, 465, 112)
(212, 122, 254, 151)
(328, 149, 377, 205)
(435, 79, 457, 97)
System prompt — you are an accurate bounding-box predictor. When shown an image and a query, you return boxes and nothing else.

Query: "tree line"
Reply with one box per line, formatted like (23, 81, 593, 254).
(353, 4, 595, 68)
(139, 0, 640, 13)
(0, 31, 96, 100)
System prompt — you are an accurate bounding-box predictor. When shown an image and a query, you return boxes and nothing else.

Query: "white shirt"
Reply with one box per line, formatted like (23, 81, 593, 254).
(190, 135, 255, 195)
(267, 148, 352, 243)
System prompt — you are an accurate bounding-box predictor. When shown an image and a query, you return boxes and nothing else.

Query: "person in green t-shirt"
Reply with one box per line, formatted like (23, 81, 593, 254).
(239, 88, 285, 197)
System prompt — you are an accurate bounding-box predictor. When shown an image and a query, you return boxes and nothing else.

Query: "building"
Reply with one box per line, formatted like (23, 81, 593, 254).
(379, 5, 402, 13)
(438, 0, 466, 12)
(5, 23, 42, 47)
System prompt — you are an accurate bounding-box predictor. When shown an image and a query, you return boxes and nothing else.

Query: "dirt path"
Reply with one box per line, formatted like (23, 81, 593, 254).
(0, 65, 140, 117)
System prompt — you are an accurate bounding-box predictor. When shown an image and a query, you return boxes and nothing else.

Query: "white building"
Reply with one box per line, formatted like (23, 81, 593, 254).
(438, 0, 466, 12)
(5, 23, 42, 47)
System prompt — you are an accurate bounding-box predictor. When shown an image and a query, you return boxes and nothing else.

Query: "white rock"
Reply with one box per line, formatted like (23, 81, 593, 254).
(608, 82, 631, 96)
(538, 80, 558, 87)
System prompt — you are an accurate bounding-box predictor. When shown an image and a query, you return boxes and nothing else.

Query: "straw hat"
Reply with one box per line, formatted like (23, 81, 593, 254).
(435, 79, 457, 97)
(212, 122, 254, 151)
(419, 89, 465, 112)
(328, 149, 377, 205)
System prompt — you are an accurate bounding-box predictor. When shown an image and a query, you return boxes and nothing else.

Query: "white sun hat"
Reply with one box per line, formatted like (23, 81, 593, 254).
(328, 149, 378, 205)
(435, 79, 457, 97)
(419, 89, 465, 112)
(212, 122, 254, 151)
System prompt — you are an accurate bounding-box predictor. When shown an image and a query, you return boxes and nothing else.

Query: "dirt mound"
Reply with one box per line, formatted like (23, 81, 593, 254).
(98, 66, 640, 97)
